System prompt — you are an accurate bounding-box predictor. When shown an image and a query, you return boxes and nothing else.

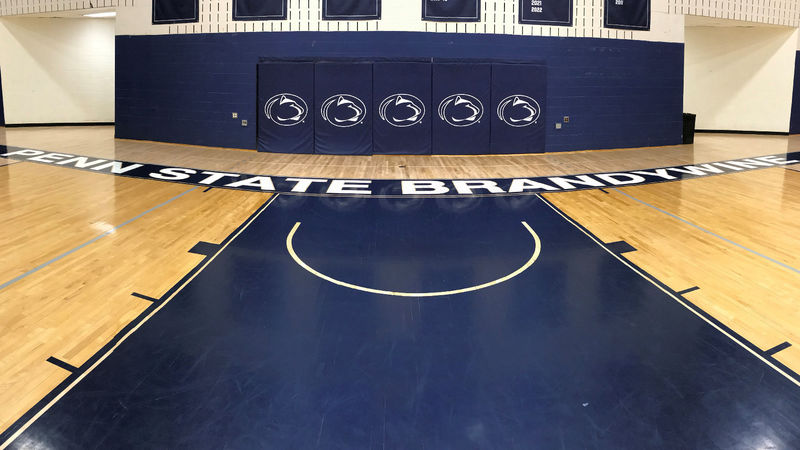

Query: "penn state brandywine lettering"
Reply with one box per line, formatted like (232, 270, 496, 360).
(3, 147, 799, 196)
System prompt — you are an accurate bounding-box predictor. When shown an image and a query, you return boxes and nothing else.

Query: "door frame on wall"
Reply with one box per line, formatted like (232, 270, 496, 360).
(0, 67, 5, 126)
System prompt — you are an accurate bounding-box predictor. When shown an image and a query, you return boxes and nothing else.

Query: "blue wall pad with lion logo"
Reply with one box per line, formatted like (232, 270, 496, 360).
(373, 62, 432, 155)
(314, 62, 373, 155)
(257, 62, 315, 153)
(432, 62, 491, 155)
(490, 63, 546, 154)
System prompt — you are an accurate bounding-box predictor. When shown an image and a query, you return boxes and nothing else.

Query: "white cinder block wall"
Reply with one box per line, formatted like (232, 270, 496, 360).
(114, 0, 683, 43)
(0, 16, 115, 124)
(684, 24, 798, 132)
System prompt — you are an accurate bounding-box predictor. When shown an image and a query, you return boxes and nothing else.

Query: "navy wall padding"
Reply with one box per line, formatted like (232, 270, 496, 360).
(257, 62, 314, 153)
(604, 0, 650, 30)
(323, 0, 380, 19)
(152, 0, 198, 24)
(490, 63, 546, 154)
(373, 62, 432, 155)
(423, 0, 480, 21)
(314, 62, 373, 155)
(115, 32, 683, 153)
(790, 52, 800, 134)
(432, 63, 490, 155)
(234, 0, 286, 20)
(519, 0, 572, 26)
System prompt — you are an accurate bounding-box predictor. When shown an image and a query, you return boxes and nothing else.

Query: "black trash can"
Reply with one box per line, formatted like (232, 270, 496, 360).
(682, 113, 696, 144)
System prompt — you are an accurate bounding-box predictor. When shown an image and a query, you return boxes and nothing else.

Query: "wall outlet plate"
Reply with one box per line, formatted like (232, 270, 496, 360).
(555, 123, 562, 129)
(241, 119, 248, 126)
(232, 112, 238, 119)
(563, 116, 569, 123)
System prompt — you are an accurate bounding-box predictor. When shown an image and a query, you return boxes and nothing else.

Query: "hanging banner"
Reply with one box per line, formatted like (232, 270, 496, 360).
(322, 0, 381, 20)
(423, 0, 480, 22)
(152, 0, 198, 24)
(519, 0, 572, 26)
(604, 0, 650, 30)
(373, 62, 432, 155)
(233, 0, 286, 20)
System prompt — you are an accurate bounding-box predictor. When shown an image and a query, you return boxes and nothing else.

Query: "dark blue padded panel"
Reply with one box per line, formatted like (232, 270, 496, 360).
(490, 63, 546, 154)
(604, 0, 650, 30)
(423, 0, 480, 21)
(790, 52, 800, 134)
(233, 0, 286, 20)
(373, 62, 432, 155)
(432, 63, 491, 155)
(519, 0, 572, 26)
(115, 32, 683, 152)
(152, 0, 198, 24)
(323, 0, 381, 20)
(314, 62, 373, 155)
(257, 62, 314, 153)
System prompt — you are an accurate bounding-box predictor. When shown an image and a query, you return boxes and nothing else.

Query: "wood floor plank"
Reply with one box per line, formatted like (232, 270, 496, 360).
(0, 176, 268, 433)
(545, 171, 800, 375)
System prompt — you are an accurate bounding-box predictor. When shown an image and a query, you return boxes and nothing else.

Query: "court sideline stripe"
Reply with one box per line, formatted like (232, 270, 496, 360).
(537, 194, 800, 388)
(0, 187, 198, 292)
(0, 194, 279, 449)
(610, 187, 800, 276)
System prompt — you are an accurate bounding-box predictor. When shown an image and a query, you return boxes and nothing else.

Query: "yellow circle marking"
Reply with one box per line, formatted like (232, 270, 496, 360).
(286, 221, 541, 297)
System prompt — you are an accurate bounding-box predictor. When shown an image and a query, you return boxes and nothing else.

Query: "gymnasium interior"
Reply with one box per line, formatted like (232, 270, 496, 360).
(1, 0, 800, 447)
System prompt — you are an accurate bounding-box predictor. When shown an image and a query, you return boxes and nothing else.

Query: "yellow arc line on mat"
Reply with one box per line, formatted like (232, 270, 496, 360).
(286, 221, 541, 297)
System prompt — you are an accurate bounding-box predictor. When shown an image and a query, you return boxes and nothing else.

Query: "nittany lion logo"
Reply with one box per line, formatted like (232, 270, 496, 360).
(378, 94, 425, 128)
(437, 94, 483, 127)
(320, 94, 367, 128)
(264, 93, 308, 127)
(496, 95, 540, 127)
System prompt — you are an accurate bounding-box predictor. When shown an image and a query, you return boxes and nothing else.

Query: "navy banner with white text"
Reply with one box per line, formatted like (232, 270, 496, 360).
(423, 0, 480, 22)
(152, 0, 198, 23)
(604, 0, 650, 30)
(233, 0, 286, 20)
(323, 0, 381, 20)
(519, 0, 572, 26)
